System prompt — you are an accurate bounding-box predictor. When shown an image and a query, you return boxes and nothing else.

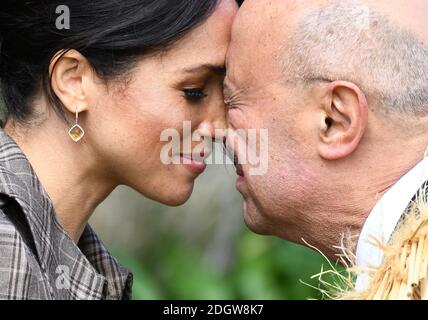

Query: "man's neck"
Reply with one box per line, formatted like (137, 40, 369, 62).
(312, 137, 428, 261)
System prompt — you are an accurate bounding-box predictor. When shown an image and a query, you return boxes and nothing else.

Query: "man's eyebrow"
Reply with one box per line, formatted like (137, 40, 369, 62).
(183, 64, 226, 75)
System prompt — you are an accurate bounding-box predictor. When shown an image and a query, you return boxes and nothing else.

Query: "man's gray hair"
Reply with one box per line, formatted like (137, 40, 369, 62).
(282, 0, 428, 116)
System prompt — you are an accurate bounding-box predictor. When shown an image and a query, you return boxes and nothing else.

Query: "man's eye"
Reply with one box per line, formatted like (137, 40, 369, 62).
(183, 88, 208, 102)
(224, 98, 235, 110)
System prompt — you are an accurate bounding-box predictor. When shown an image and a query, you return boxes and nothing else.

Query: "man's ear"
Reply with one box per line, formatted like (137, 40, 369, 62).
(318, 81, 368, 160)
(49, 49, 94, 115)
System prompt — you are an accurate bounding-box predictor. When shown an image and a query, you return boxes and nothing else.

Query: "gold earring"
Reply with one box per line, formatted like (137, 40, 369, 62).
(68, 107, 85, 142)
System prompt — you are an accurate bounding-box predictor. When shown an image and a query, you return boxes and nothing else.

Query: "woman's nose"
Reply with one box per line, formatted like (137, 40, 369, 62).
(196, 120, 223, 143)
(213, 101, 227, 131)
(199, 98, 227, 141)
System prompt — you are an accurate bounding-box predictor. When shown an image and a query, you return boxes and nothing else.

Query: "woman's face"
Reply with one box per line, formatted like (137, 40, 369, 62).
(86, 0, 238, 205)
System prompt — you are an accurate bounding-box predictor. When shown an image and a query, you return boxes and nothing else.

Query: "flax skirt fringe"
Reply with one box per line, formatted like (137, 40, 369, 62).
(309, 190, 428, 300)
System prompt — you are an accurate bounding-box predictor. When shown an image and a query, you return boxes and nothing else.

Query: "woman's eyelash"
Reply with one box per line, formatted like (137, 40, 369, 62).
(183, 88, 208, 101)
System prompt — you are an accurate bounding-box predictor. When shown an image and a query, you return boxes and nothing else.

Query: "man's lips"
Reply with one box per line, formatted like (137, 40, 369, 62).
(233, 155, 247, 191)
(235, 163, 244, 177)
(234, 155, 244, 177)
(235, 163, 246, 191)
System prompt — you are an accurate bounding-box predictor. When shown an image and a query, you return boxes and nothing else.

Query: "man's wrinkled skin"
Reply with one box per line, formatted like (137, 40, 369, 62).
(225, 0, 428, 259)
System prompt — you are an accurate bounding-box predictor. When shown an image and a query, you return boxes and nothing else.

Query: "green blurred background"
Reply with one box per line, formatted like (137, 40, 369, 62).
(91, 157, 328, 300)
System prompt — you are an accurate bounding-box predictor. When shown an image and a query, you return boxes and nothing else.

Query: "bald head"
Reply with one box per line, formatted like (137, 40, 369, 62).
(234, 0, 428, 116)
(226, 0, 428, 258)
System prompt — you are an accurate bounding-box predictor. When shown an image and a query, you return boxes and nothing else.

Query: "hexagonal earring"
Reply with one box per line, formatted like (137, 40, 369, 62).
(68, 107, 85, 142)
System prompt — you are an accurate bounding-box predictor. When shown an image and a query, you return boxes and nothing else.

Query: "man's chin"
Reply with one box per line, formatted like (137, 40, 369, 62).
(242, 199, 272, 236)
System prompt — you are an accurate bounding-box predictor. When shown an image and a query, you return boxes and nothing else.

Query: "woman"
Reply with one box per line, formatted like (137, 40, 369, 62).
(0, 0, 238, 299)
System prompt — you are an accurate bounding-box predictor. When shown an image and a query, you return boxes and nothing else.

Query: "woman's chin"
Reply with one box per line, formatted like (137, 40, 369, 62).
(152, 184, 195, 207)
(161, 194, 191, 207)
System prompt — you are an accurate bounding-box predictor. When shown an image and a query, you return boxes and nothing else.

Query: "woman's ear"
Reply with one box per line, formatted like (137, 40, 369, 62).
(49, 49, 94, 115)
(318, 81, 368, 160)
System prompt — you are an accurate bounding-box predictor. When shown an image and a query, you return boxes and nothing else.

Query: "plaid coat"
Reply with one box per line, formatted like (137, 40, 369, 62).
(0, 129, 133, 299)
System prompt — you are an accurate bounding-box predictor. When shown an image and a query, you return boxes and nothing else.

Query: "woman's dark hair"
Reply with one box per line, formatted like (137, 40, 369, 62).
(0, 0, 220, 124)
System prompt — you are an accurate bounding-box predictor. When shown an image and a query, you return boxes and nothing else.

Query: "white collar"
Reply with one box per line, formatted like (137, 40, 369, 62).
(355, 156, 428, 291)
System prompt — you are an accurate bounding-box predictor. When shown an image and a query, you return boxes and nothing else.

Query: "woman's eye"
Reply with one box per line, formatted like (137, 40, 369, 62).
(183, 88, 208, 102)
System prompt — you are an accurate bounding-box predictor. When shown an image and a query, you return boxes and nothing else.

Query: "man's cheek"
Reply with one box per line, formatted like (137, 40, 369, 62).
(227, 109, 250, 129)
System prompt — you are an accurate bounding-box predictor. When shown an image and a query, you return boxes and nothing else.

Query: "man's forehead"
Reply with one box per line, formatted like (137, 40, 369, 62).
(227, 0, 293, 86)
(233, 0, 327, 34)
(228, 0, 328, 63)
(232, 0, 286, 46)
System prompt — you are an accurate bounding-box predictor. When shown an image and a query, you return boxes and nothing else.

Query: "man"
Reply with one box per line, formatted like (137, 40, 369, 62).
(226, 0, 428, 297)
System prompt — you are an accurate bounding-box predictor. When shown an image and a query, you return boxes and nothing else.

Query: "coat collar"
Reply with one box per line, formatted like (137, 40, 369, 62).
(0, 129, 132, 299)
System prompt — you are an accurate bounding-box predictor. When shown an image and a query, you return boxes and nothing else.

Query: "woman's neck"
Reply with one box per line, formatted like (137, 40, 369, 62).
(4, 119, 117, 243)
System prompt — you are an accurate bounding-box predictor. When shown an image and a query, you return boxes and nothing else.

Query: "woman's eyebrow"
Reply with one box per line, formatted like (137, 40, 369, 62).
(183, 64, 226, 75)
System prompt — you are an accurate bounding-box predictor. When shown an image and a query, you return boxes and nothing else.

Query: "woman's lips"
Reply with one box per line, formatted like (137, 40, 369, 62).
(180, 154, 207, 174)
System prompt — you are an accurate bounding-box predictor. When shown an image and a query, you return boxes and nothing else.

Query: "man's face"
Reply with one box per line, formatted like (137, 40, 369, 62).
(224, 0, 323, 240)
